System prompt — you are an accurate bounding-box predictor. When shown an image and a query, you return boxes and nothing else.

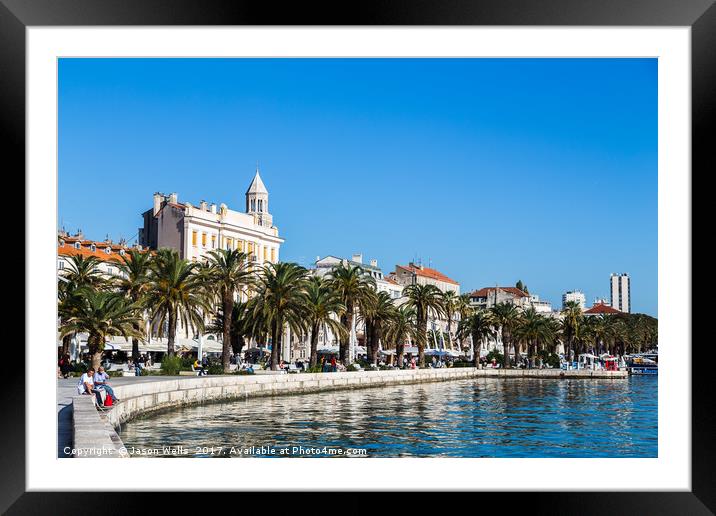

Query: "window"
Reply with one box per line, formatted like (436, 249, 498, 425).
(271, 248, 276, 262)
(192, 231, 197, 246)
(238, 240, 244, 252)
(119, 249, 125, 256)
(201, 233, 207, 247)
(263, 246, 268, 261)
(211, 235, 216, 249)
(58, 261, 65, 270)
(74, 242, 81, 250)
(105, 247, 111, 254)
(90, 244, 96, 252)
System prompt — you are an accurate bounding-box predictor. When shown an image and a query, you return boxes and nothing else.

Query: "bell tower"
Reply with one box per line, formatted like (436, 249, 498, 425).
(245, 166, 273, 228)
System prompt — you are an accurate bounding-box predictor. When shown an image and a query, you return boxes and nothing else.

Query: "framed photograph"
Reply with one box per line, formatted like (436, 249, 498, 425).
(5, 0, 711, 512)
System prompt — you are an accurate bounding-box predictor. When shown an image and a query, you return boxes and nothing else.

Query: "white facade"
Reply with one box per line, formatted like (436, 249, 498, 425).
(140, 168, 283, 266)
(562, 290, 586, 310)
(610, 273, 631, 313)
(528, 295, 553, 314)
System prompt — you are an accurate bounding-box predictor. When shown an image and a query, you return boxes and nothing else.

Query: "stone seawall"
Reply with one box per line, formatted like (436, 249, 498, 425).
(72, 367, 627, 458)
(71, 395, 128, 458)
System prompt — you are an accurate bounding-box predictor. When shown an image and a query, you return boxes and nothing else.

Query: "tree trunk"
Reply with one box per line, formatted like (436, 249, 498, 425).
(167, 311, 177, 357)
(88, 334, 103, 371)
(472, 331, 480, 367)
(371, 326, 381, 366)
(502, 329, 510, 368)
(61, 334, 72, 357)
(131, 337, 139, 363)
(365, 321, 373, 365)
(417, 313, 426, 368)
(309, 323, 320, 368)
(397, 342, 405, 368)
(270, 321, 280, 371)
(222, 294, 234, 373)
(231, 332, 244, 355)
(339, 309, 352, 365)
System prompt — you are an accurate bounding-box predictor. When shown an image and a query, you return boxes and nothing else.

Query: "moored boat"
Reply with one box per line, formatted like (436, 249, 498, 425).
(626, 353, 658, 375)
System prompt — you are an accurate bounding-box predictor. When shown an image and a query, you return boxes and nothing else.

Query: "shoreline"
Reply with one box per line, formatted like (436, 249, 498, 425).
(68, 368, 627, 458)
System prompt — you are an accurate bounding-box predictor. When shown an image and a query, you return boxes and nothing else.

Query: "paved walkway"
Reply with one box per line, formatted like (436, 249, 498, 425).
(57, 375, 188, 458)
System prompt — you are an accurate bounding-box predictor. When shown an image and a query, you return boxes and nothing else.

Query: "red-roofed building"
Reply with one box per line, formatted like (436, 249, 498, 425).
(468, 286, 531, 309)
(392, 262, 460, 294)
(584, 302, 621, 315)
(57, 230, 147, 279)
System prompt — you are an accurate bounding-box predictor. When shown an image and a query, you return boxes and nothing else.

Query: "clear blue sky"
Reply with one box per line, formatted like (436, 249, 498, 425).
(59, 58, 657, 315)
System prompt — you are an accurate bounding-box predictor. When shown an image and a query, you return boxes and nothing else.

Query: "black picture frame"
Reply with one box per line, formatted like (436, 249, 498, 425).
(3, 0, 711, 513)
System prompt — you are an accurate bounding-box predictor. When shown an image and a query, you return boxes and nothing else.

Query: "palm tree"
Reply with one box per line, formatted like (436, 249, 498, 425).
(116, 249, 153, 363)
(207, 300, 253, 356)
(514, 307, 552, 368)
(145, 249, 210, 357)
(441, 290, 459, 350)
(587, 315, 610, 355)
(455, 293, 473, 354)
(204, 249, 253, 373)
(59, 290, 144, 370)
(560, 300, 583, 363)
(61, 254, 107, 291)
(403, 284, 445, 368)
(327, 263, 376, 365)
(304, 276, 346, 368)
(490, 302, 522, 368)
(457, 308, 496, 366)
(364, 290, 397, 365)
(58, 280, 80, 357)
(384, 304, 416, 367)
(253, 262, 309, 370)
(58, 255, 110, 357)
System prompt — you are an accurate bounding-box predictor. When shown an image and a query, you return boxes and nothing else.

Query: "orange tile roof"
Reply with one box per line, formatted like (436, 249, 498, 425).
(398, 264, 459, 285)
(584, 303, 620, 314)
(58, 245, 123, 263)
(470, 287, 529, 298)
(58, 238, 148, 263)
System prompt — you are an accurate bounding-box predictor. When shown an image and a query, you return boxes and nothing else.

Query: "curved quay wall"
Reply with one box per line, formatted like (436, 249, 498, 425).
(72, 368, 627, 458)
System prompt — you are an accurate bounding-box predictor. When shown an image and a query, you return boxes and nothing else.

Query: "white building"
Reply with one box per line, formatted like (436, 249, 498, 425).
(562, 290, 586, 310)
(139, 168, 283, 266)
(528, 294, 553, 314)
(610, 273, 631, 313)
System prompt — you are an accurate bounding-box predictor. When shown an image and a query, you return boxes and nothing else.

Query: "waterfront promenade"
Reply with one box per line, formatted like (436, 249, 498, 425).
(60, 368, 626, 458)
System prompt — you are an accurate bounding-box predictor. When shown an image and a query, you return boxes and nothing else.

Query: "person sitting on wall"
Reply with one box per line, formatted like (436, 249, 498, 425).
(77, 368, 103, 406)
(93, 366, 119, 403)
(193, 357, 207, 376)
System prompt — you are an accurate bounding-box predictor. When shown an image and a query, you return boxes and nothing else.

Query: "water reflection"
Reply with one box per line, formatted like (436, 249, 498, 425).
(119, 377, 657, 458)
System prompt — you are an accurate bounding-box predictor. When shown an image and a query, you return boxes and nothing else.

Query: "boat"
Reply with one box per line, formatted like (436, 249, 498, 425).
(626, 353, 658, 375)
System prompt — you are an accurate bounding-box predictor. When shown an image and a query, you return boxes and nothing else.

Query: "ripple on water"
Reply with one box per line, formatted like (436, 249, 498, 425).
(119, 376, 657, 458)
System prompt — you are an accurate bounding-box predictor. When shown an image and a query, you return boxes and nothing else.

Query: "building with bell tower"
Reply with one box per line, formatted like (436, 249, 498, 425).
(245, 167, 273, 229)
(139, 167, 283, 264)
